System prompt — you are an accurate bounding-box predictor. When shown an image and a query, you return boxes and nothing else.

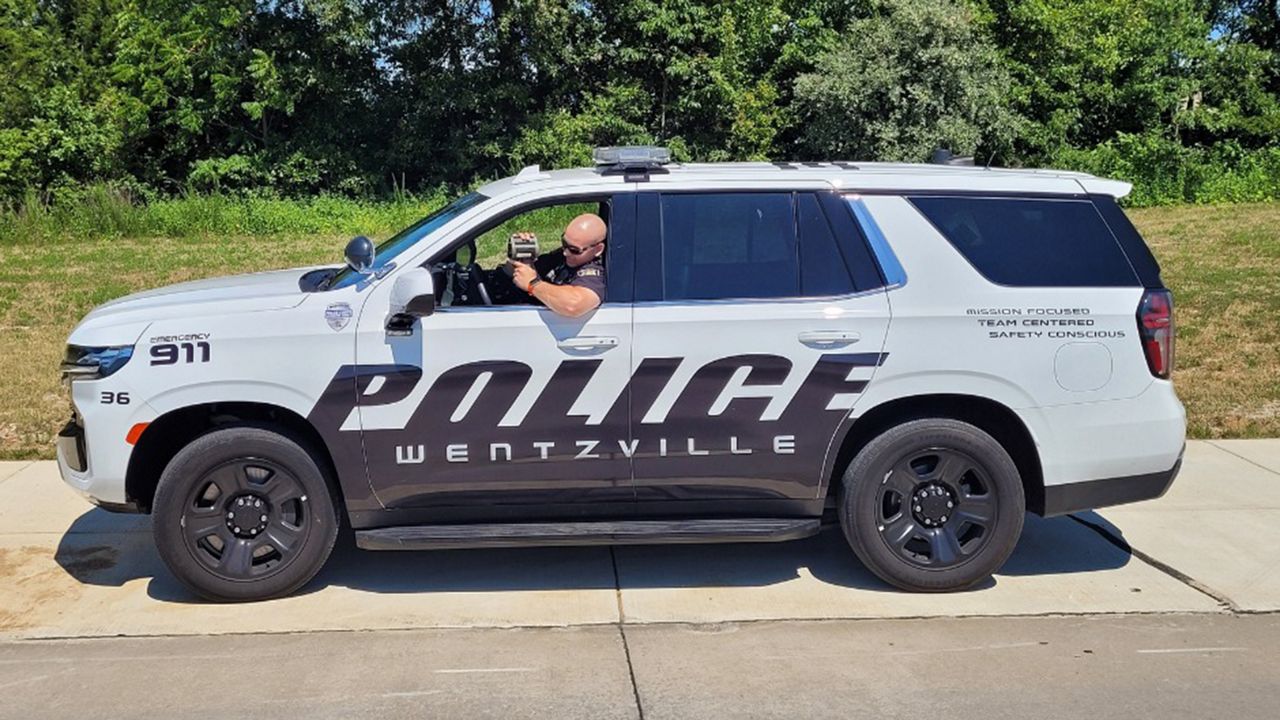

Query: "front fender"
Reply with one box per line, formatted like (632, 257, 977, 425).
(144, 380, 319, 420)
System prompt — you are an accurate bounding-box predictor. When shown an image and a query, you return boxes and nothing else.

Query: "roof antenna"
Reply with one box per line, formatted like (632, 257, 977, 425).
(984, 151, 995, 170)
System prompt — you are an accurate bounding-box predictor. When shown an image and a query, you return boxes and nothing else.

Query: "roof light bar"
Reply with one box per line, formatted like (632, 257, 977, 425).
(593, 146, 672, 168)
(930, 148, 975, 166)
(594, 146, 673, 181)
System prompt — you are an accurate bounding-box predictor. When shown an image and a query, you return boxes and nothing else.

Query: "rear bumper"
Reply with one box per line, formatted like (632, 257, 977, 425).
(1041, 448, 1183, 517)
(1030, 380, 1186, 505)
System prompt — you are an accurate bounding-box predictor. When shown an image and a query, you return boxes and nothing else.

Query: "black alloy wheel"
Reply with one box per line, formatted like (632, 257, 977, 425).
(153, 426, 339, 602)
(180, 458, 312, 582)
(873, 448, 997, 570)
(839, 418, 1025, 592)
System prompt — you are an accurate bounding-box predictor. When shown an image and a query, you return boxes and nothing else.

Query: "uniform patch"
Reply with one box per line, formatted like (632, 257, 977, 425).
(576, 266, 602, 277)
(325, 303, 353, 331)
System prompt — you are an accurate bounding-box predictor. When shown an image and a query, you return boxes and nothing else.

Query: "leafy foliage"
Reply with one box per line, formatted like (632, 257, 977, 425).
(1056, 133, 1280, 206)
(793, 0, 1020, 162)
(1, 0, 1280, 205)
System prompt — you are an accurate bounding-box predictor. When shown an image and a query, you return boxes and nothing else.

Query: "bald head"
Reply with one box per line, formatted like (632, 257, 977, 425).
(562, 212, 607, 267)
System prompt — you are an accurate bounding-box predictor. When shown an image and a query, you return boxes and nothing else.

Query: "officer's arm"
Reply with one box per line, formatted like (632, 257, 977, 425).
(529, 283, 600, 318)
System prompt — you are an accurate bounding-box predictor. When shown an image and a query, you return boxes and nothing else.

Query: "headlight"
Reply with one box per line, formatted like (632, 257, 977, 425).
(61, 345, 134, 381)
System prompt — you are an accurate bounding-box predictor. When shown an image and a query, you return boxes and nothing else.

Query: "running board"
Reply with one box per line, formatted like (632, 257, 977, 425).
(355, 518, 821, 551)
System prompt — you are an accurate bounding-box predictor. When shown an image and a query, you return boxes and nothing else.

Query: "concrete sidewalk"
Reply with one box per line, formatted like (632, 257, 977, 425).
(1090, 440, 1280, 612)
(0, 440, 1276, 640)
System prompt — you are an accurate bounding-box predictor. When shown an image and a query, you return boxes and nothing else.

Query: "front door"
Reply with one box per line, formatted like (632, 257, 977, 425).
(352, 194, 638, 515)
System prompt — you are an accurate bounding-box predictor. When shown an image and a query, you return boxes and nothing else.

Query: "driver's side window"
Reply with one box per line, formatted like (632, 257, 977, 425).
(430, 199, 607, 309)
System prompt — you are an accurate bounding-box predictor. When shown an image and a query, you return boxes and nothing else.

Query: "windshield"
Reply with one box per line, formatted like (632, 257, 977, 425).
(328, 191, 488, 290)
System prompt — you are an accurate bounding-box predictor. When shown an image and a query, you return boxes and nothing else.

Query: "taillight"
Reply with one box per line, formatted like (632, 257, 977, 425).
(1137, 289, 1175, 378)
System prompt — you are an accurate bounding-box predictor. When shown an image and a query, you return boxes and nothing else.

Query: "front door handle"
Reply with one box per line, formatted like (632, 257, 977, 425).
(797, 330, 861, 346)
(557, 336, 620, 351)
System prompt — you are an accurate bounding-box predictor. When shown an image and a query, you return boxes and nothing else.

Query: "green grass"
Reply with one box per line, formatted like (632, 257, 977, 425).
(1128, 204, 1280, 438)
(1, 202, 1278, 459)
(0, 186, 453, 243)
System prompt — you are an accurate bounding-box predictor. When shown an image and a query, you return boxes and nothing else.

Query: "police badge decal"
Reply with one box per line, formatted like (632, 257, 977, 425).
(325, 302, 353, 331)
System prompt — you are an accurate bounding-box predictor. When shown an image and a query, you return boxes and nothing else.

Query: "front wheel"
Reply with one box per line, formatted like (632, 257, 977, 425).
(152, 426, 339, 602)
(839, 418, 1025, 592)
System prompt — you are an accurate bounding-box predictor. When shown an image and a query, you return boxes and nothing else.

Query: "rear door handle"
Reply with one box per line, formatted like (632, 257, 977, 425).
(797, 330, 861, 346)
(557, 336, 620, 351)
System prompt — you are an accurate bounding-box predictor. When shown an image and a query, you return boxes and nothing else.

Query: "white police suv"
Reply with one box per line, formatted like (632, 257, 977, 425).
(58, 147, 1183, 601)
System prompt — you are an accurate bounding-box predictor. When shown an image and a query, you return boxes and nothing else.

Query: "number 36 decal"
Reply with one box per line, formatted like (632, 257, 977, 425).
(150, 341, 211, 366)
(101, 391, 129, 405)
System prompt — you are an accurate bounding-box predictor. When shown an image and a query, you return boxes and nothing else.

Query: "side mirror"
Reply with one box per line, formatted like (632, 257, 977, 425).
(386, 267, 435, 335)
(344, 235, 375, 274)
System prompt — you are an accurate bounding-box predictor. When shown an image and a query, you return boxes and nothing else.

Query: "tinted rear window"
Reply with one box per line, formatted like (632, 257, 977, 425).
(660, 193, 799, 300)
(657, 192, 864, 301)
(909, 197, 1139, 287)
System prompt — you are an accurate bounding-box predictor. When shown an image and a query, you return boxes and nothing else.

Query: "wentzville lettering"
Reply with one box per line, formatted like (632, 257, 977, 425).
(394, 435, 798, 465)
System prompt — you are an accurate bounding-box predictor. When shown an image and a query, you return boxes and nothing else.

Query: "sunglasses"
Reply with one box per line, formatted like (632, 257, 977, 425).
(561, 234, 604, 256)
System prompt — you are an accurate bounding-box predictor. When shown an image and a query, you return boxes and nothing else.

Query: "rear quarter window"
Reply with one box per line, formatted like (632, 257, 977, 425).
(908, 196, 1139, 287)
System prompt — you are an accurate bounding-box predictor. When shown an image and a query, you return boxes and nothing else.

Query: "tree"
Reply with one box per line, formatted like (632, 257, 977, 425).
(0, 0, 133, 196)
(2, 0, 1278, 200)
(978, 0, 1213, 158)
(1177, 38, 1280, 148)
(792, 0, 1021, 162)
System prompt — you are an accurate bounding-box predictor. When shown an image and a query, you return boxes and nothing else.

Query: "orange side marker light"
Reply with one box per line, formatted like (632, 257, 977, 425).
(125, 423, 149, 445)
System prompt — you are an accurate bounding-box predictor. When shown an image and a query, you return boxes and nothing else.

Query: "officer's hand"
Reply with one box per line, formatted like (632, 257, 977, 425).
(511, 231, 536, 242)
(511, 261, 536, 291)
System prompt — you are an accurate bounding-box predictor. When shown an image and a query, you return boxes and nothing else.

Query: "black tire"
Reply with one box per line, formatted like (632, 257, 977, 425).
(839, 418, 1025, 592)
(152, 426, 340, 602)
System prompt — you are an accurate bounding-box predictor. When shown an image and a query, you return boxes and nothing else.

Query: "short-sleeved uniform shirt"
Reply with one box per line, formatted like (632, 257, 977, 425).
(532, 249, 606, 302)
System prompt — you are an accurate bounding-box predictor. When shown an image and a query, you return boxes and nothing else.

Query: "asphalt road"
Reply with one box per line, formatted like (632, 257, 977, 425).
(1, 613, 1276, 720)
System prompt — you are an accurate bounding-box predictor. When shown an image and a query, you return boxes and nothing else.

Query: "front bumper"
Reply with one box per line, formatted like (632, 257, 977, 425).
(55, 386, 144, 511)
(56, 418, 87, 472)
(57, 435, 143, 513)
(1040, 447, 1183, 517)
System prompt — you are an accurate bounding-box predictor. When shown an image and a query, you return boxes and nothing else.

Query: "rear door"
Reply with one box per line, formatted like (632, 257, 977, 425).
(628, 190, 892, 514)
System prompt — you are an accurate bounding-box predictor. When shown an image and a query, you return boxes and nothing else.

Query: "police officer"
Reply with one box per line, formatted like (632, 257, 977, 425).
(511, 213, 607, 318)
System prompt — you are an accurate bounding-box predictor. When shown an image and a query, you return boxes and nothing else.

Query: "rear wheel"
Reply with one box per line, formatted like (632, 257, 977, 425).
(152, 426, 339, 601)
(839, 418, 1024, 592)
